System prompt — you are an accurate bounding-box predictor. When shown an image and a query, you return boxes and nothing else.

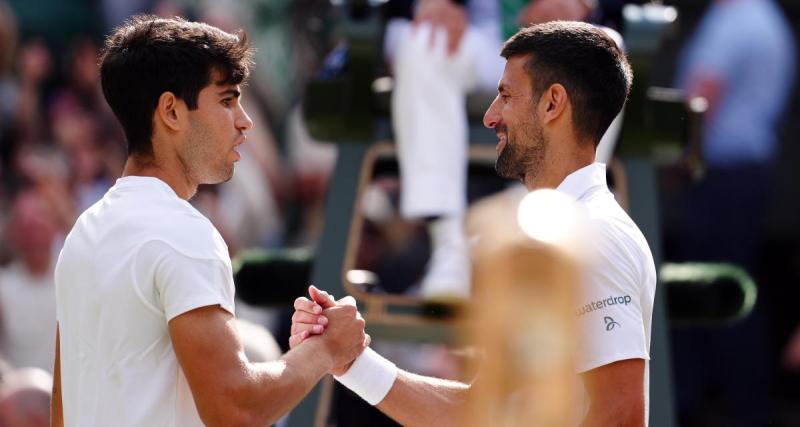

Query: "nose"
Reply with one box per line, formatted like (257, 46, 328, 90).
(236, 105, 254, 132)
(483, 96, 501, 129)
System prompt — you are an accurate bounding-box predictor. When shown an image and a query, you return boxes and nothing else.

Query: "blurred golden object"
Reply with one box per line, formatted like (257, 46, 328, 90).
(466, 190, 582, 427)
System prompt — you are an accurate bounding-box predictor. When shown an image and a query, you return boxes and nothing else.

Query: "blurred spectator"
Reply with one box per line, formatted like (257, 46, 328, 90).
(0, 367, 52, 427)
(671, 0, 796, 425)
(0, 189, 62, 373)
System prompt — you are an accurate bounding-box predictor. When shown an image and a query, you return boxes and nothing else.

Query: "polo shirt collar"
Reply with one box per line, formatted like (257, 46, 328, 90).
(555, 162, 607, 201)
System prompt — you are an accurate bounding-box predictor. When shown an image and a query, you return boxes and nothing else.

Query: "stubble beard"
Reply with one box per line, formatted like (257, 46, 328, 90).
(185, 119, 235, 185)
(495, 118, 546, 184)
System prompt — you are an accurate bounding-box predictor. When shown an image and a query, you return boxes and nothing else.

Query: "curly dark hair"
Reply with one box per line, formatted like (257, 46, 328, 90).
(99, 15, 255, 156)
(501, 21, 632, 146)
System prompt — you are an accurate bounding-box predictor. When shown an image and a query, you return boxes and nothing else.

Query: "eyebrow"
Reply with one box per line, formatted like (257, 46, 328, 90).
(217, 89, 241, 98)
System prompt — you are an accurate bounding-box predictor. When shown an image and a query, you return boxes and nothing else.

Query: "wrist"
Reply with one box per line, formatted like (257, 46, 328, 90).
(334, 347, 398, 405)
(302, 337, 337, 372)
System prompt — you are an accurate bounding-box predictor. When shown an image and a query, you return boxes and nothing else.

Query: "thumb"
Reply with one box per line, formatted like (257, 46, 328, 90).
(309, 285, 337, 308)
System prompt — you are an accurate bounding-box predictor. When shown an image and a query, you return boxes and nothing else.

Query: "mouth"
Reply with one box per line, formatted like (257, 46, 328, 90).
(232, 135, 246, 161)
(496, 135, 507, 154)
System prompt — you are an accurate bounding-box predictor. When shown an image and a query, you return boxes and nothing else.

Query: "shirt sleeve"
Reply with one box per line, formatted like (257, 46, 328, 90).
(575, 222, 649, 373)
(137, 239, 236, 322)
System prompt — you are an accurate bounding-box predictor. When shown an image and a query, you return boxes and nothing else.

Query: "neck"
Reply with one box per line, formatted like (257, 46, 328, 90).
(122, 154, 197, 200)
(523, 142, 595, 191)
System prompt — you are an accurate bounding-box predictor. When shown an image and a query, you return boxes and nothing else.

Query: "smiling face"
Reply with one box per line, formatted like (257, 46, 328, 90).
(484, 55, 546, 183)
(180, 71, 253, 184)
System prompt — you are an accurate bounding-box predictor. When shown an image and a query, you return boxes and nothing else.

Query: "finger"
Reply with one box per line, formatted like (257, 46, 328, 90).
(294, 296, 323, 314)
(364, 333, 371, 348)
(309, 285, 337, 308)
(291, 322, 325, 336)
(337, 295, 357, 307)
(288, 330, 308, 349)
(292, 311, 328, 326)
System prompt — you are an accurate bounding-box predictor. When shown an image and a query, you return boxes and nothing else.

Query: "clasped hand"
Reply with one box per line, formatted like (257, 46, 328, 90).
(290, 286, 370, 375)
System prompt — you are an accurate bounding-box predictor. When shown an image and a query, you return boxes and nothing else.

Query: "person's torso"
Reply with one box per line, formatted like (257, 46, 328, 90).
(54, 177, 225, 427)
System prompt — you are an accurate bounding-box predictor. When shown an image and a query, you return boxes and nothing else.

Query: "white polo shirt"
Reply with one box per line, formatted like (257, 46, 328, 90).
(54, 176, 236, 427)
(556, 163, 657, 421)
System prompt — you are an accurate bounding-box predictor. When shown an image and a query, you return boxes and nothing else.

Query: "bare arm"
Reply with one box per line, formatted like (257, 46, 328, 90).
(291, 287, 471, 426)
(375, 370, 470, 427)
(170, 302, 365, 427)
(580, 358, 645, 427)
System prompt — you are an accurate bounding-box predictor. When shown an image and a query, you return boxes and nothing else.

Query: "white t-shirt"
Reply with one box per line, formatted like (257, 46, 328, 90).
(54, 176, 236, 427)
(556, 163, 657, 422)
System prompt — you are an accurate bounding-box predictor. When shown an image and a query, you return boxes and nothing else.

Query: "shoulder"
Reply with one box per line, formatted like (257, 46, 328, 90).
(146, 202, 229, 263)
(583, 194, 655, 283)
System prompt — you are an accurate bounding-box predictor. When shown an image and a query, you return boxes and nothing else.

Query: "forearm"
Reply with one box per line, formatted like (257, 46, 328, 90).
(203, 339, 332, 426)
(376, 370, 470, 427)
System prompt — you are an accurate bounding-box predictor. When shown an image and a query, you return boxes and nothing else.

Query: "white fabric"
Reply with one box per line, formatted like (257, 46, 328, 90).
(0, 262, 57, 372)
(555, 163, 656, 423)
(334, 347, 399, 405)
(389, 20, 504, 218)
(55, 176, 236, 427)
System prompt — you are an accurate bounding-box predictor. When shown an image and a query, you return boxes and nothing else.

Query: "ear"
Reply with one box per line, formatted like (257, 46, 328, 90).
(538, 83, 569, 126)
(155, 91, 183, 132)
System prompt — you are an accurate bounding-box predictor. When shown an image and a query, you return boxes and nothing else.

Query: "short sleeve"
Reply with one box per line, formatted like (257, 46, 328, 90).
(575, 222, 649, 373)
(137, 239, 235, 322)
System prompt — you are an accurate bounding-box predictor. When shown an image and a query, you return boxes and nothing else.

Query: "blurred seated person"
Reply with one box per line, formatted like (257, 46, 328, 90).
(0, 189, 62, 373)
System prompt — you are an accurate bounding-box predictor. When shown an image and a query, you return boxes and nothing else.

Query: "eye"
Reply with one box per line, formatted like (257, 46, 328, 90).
(222, 98, 232, 107)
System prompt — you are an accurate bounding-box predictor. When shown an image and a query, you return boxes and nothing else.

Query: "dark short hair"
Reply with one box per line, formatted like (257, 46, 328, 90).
(99, 15, 254, 156)
(501, 21, 632, 145)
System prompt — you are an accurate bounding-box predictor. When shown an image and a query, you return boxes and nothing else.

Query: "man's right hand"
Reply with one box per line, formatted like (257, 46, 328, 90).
(290, 286, 367, 375)
(291, 288, 369, 371)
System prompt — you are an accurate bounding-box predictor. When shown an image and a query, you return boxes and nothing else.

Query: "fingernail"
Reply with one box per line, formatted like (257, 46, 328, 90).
(314, 325, 324, 333)
(318, 316, 328, 325)
(313, 305, 322, 314)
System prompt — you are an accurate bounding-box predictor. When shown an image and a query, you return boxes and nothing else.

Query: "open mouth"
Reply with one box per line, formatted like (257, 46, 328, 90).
(497, 137, 507, 154)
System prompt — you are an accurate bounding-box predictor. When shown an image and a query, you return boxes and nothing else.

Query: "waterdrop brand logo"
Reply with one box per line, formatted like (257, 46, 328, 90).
(575, 294, 633, 317)
(604, 316, 620, 331)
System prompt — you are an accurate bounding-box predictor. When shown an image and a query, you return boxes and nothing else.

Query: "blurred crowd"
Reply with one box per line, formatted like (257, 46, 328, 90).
(0, 0, 340, 424)
(1, 0, 800, 426)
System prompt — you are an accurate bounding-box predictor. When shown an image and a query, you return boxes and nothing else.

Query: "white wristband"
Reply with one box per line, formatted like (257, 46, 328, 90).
(334, 347, 398, 405)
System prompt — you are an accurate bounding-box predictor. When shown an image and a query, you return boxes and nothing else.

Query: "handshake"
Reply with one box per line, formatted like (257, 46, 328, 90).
(288, 285, 369, 375)
(288, 285, 400, 407)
